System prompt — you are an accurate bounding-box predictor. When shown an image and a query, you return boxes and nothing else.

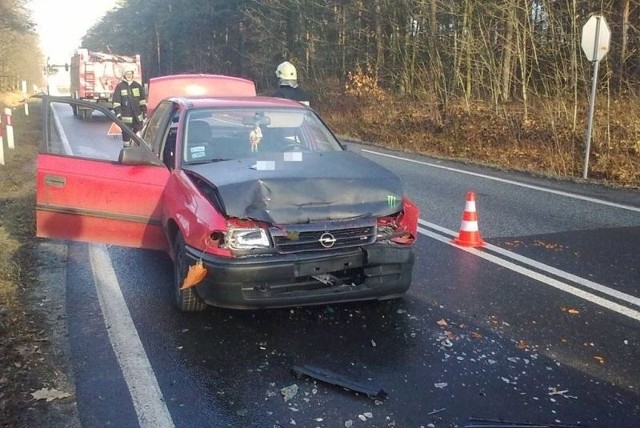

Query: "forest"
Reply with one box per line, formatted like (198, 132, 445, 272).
(1, 0, 639, 185)
(0, 0, 42, 91)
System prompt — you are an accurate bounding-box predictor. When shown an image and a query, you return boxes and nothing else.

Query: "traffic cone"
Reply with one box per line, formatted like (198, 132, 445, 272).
(452, 191, 485, 247)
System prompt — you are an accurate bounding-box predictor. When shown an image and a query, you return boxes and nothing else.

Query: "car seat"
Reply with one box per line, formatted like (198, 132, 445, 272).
(186, 120, 212, 162)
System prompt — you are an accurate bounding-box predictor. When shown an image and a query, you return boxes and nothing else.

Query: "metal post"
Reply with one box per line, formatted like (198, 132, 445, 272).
(5, 108, 14, 149)
(583, 17, 601, 180)
(0, 114, 4, 165)
(46, 57, 51, 95)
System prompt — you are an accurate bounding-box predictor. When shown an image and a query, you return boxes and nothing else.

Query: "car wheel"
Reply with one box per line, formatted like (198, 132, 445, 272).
(173, 234, 207, 312)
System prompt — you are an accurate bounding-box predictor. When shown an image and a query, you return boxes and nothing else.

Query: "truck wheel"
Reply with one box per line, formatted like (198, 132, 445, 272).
(71, 105, 78, 117)
(173, 234, 207, 312)
(81, 109, 92, 121)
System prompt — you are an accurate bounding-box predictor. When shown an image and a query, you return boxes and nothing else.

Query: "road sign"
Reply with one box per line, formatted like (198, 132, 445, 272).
(107, 122, 122, 136)
(581, 15, 610, 62)
(581, 15, 612, 179)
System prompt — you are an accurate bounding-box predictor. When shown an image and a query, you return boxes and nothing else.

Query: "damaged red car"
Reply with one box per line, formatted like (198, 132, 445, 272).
(36, 75, 419, 311)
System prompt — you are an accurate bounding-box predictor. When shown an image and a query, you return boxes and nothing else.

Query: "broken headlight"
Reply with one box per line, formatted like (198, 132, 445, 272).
(226, 227, 272, 250)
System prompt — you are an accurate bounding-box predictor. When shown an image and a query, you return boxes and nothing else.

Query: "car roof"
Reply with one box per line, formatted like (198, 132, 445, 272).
(170, 95, 309, 110)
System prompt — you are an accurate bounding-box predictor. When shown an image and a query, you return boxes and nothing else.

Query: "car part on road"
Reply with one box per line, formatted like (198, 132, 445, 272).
(291, 364, 387, 400)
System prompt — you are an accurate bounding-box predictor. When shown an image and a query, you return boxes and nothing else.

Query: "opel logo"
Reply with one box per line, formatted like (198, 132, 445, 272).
(319, 232, 337, 248)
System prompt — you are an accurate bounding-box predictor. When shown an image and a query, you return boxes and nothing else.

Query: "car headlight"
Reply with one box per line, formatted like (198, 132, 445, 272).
(226, 228, 272, 250)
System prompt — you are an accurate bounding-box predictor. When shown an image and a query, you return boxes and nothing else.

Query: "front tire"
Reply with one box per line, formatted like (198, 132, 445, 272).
(173, 234, 207, 312)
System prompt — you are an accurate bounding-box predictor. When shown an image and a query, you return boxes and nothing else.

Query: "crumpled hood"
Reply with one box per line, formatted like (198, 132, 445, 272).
(185, 151, 404, 224)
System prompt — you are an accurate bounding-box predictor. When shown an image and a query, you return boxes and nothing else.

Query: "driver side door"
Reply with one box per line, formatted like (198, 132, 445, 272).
(36, 96, 171, 251)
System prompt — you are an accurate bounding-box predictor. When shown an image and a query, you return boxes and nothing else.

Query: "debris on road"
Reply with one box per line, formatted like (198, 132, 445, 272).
(466, 417, 584, 427)
(291, 364, 387, 400)
(280, 384, 299, 402)
(30, 387, 71, 402)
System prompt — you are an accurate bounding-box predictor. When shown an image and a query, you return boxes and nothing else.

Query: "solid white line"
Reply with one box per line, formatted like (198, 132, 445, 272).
(89, 244, 175, 428)
(421, 219, 640, 308)
(50, 103, 73, 155)
(417, 225, 640, 322)
(362, 149, 640, 213)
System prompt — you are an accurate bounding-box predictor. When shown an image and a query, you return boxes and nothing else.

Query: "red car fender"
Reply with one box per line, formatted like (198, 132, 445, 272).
(164, 171, 231, 257)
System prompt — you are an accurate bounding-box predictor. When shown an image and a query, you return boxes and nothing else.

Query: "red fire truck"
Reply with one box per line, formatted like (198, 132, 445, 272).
(69, 49, 142, 120)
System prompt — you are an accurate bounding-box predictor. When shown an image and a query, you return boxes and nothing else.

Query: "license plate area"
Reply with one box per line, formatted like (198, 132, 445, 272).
(296, 252, 364, 276)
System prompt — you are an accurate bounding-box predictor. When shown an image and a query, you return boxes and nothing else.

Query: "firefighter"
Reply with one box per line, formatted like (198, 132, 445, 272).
(112, 64, 147, 146)
(273, 61, 310, 107)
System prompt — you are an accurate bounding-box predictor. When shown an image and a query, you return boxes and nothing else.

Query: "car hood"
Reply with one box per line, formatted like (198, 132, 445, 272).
(184, 151, 404, 224)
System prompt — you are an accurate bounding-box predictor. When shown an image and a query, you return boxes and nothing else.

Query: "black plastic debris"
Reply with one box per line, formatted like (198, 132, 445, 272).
(466, 417, 586, 428)
(291, 364, 388, 400)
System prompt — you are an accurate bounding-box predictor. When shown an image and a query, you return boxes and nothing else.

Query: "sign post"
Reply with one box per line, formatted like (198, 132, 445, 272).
(4, 108, 14, 149)
(581, 15, 611, 179)
(0, 114, 4, 165)
(22, 80, 29, 116)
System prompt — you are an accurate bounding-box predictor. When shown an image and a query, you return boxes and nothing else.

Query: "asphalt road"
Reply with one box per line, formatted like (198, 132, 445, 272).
(48, 102, 640, 427)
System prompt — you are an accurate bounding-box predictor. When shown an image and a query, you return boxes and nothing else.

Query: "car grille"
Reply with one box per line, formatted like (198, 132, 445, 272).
(271, 220, 377, 254)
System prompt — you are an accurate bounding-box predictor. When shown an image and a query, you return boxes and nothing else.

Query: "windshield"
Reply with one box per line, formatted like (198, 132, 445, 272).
(182, 108, 343, 164)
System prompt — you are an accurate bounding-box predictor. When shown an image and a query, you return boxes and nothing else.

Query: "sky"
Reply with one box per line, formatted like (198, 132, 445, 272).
(29, 0, 119, 65)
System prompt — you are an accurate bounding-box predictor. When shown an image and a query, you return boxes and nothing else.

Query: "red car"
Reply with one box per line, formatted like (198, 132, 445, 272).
(37, 75, 419, 311)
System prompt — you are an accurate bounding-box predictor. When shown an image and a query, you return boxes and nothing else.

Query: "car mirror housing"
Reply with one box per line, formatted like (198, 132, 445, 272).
(118, 145, 165, 166)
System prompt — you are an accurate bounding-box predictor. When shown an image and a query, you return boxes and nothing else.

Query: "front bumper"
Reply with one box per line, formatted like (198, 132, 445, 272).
(184, 244, 415, 309)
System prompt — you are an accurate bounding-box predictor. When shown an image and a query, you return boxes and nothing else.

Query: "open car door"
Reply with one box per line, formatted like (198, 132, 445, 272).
(36, 96, 170, 251)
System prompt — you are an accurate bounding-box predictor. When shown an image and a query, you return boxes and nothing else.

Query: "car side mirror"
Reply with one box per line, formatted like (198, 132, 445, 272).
(118, 145, 165, 166)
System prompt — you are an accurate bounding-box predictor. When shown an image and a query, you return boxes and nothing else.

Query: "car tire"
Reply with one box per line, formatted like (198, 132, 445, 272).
(173, 234, 207, 312)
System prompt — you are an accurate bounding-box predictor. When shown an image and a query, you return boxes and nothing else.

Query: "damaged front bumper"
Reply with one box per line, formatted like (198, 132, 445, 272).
(184, 243, 415, 309)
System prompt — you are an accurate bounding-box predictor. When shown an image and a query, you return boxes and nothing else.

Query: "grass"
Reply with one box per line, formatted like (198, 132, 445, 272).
(315, 85, 640, 188)
(0, 92, 46, 426)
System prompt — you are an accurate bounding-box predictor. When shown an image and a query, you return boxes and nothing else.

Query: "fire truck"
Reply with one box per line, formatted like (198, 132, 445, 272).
(69, 49, 142, 120)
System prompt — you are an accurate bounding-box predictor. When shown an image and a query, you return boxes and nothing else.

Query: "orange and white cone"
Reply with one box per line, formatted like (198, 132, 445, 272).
(452, 191, 485, 247)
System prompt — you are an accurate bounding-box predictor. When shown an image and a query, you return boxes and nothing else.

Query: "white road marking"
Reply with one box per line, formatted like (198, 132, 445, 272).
(423, 220, 640, 308)
(51, 103, 73, 155)
(417, 223, 640, 322)
(363, 149, 640, 213)
(89, 244, 175, 428)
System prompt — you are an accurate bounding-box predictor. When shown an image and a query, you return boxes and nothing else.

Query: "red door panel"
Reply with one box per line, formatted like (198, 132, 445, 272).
(37, 154, 170, 251)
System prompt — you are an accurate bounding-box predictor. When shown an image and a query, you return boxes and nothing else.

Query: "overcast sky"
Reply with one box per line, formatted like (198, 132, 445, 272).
(29, 0, 119, 64)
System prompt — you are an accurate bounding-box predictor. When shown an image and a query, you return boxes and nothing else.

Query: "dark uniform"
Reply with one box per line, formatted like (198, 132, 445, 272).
(273, 85, 310, 106)
(112, 76, 147, 143)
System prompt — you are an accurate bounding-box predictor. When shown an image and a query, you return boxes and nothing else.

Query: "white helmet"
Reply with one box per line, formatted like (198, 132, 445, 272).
(123, 63, 137, 75)
(276, 61, 297, 81)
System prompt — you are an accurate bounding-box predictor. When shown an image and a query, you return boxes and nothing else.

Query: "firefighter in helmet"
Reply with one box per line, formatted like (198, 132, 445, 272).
(273, 61, 310, 107)
(112, 64, 147, 146)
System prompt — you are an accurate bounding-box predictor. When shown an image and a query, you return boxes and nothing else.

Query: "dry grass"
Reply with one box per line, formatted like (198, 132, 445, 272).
(316, 81, 640, 188)
(0, 94, 44, 426)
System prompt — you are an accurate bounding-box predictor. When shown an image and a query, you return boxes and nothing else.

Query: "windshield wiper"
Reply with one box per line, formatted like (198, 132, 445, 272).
(186, 158, 230, 165)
